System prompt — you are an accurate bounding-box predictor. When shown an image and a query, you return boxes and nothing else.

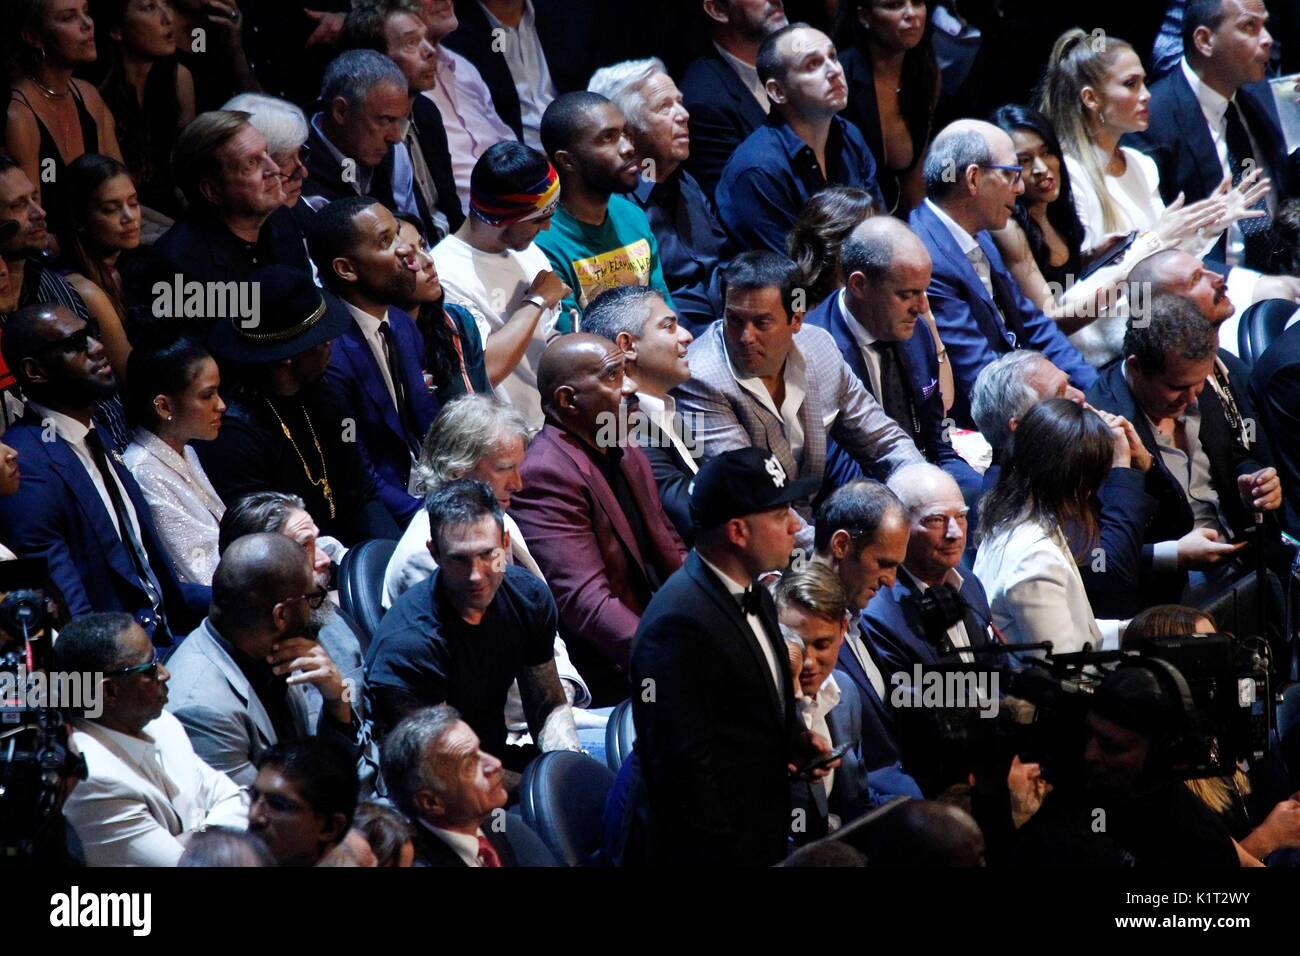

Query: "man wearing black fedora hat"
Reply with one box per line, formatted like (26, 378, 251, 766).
(196, 264, 402, 547)
(630, 446, 841, 866)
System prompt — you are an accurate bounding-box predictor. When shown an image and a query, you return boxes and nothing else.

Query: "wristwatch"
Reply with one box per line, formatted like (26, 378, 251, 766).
(523, 293, 549, 311)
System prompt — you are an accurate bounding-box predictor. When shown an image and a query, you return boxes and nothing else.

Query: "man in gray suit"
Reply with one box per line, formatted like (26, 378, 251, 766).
(673, 250, 923, 548)
(166, 533, 361, 787)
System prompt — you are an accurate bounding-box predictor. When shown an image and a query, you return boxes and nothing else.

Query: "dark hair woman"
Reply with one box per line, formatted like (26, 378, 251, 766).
(59, 153, 140, 380)
(972, 398, 1126, 653)
(4, 0, 125, 251)
(786, 185, 876, 309)
(834, 0, 940, 214)
(122, 337, 226, 585)
(94, 0, 196, 220)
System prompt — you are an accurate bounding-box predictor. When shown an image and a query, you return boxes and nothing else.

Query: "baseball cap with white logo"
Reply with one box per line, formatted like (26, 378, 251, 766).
(689, 447, 820, 530)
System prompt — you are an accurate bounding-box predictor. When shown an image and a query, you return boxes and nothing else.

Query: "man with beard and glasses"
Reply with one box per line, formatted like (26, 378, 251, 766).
(715, 22, 884, 255)
(0, 305, 204, 644)
(166, 533, 363, 788)
(535, 92, 674, 323)
(312, 197, 438, 526)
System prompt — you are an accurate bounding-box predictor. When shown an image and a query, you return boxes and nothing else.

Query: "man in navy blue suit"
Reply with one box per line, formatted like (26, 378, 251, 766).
(864, 463, 993, 678)
(0, 306, 202, 644)
(715, 22, 885, 254)
(805, 216, 981, 504)
(1128, 0, 1297, 271)
(311, 197, 440, 526)
(808, 479, 918, 787)
(910, 120, 1095, 427)
(680, 0, 789, 200)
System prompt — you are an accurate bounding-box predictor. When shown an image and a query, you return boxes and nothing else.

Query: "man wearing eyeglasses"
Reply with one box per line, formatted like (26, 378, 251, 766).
(909, 119, 1095, 429)
(303, 50, 446, 245)
(165, 533, 362, 788)
(0, 305, 205, 645)
(58, 612, 248, 867)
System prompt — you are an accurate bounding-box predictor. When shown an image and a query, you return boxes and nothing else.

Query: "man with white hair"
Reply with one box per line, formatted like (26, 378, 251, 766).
(864, 463, 994, 675)
(588, 58, 730, 333)
(224, 93, 315, 227)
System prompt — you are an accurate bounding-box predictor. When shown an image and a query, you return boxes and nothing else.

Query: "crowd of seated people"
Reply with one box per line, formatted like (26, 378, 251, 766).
(8, 0, 1300, 870)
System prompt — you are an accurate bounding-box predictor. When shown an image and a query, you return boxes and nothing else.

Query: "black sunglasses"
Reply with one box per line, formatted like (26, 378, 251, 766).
(105, 650, 163, 680)
(281, 586, 329, 611)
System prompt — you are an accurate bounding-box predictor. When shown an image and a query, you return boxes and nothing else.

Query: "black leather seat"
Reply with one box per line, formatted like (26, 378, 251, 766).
(1277, 682, 1300, 788)
(518, 751, 615, 867)
(337, 538, 397, 651)
(604, 698, 636, 773)
(1238, 298, 1296, 366)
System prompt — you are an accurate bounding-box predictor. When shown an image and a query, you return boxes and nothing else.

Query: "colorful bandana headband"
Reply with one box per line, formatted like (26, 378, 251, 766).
(469, 165, 561, 226)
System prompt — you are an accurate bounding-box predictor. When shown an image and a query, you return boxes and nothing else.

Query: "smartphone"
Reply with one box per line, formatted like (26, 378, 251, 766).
(797, 741, 852, 775)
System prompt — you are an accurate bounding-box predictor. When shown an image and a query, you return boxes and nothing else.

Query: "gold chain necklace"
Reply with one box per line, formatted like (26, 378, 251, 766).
(264, 397, 336, 519)
(32, 77, 70, 99)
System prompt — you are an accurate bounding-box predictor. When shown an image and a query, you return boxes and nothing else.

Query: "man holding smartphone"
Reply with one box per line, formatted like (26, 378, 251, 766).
(630, 447, 840, 866)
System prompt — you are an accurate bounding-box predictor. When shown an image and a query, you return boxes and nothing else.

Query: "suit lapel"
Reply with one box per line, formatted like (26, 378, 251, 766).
(197, 625, 278, 749)
(341, 324, 408, 443)
(916, 205, 1006, 343)
(548, 427, 648, 571)
(1171, 72, 1228, 198)
(685, 554, 784, 721)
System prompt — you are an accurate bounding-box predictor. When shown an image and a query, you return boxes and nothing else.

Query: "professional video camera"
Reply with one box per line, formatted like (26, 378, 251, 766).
(892, 632, 1272, 799)
(0, 559, 85, 865)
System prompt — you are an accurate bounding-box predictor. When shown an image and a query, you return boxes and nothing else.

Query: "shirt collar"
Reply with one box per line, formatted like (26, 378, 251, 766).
(27, 402, 91, 447)
(924, 198, 980, 257)
(310, 113, 352, 170)
(900, 563, 963, 593)
(632, 174, 658, 206)
(725, 332, 807, 412)
(1181, 56, 1231, 126)
(697, 552, 750, 597)
(479, 0, 535, 30)
(343, 300, 390, 339)
(418, 818, 484, 866)
(838, 289, 878, 350)
(77, 716, 160, 764)
(132, 427, 191, 474)
(634, 390, 673, 422)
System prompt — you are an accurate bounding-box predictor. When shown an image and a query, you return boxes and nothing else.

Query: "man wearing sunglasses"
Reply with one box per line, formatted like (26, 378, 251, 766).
(58, 612, 248, 867)
(0, 305, 206, 645)
(909, 119, 1096, 429)
(303, 50, 446, 245)
(165, 533, 363, 787)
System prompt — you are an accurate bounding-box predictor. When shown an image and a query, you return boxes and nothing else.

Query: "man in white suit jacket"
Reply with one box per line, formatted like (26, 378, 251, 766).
(56, 613, 247, 867)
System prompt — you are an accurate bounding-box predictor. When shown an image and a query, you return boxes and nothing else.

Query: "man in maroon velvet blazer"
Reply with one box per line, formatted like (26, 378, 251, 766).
(510, 334, 687, 705)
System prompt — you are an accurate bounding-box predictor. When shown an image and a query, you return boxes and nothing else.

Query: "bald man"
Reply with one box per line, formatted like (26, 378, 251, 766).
(806, 217, 982, 503)
(166, 533, 361, 786)
(910, 119, 1094, 427)
(863, 463, 993, 681)
(714, 21, 884, 253)
(509, 333, 687, 703)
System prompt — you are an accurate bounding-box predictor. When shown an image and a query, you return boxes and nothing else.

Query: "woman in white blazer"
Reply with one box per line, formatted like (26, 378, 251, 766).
(973, 398, 1128, 654)
(1039, 27, 1299, 363)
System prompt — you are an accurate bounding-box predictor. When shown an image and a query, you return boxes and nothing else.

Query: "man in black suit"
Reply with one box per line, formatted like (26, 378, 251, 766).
(381, 704, 556, 866)
(1127, 0, 1297, 271)
(631, 446, 838, 866)
(302, 50, 444, 245)
(1087, 293, 1281, 605)
(805, 216, 981, 504)
(0, 305, 203, 645)
(1250, 317, 1300, 536)
(582, 286, 698, 544)
(680, 0, 790, 199)
(442, 0, 595, 149)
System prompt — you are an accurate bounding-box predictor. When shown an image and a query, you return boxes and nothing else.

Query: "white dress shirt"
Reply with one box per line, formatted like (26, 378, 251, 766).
(925, 198, 999, 300)
(838, 289, 885, 399)
(796, 672, 841, 796)
(726, 341, 808, 466)
(697, 553, 785, 702)
(425, 46, 519, 209)
(714, 41, 770, 113)
(63, 711, 248, 867)
(480, 0, 556, 150)
(635, 391, 699, 474)
(123, 429, 225, 586)
(844, 609, 887, 700)
(30, 403, 147, 547)
(419, 819, 490, 866)
(343, 301, 402, 413)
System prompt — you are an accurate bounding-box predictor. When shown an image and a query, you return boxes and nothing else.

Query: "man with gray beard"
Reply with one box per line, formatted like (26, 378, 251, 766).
(165, 533, 363, 788)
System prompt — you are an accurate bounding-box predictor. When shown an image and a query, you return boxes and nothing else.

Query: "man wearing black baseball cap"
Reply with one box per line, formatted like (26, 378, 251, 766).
(196, 264, 401, 546)
(630, 447, 840, 866)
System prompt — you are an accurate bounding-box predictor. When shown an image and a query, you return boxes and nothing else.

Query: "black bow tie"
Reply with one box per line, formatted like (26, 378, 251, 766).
(739, 585, 762, 616)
